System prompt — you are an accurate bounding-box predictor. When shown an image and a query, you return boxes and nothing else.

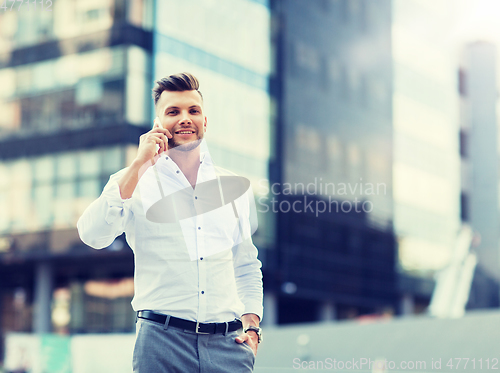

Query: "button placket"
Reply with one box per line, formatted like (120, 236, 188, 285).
(197, 216, 207, 322)
(196, 214, 205, 255)
(194, 152, 210, 321)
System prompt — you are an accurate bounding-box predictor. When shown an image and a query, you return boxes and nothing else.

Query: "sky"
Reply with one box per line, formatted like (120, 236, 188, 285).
(454, 0, 500, 45)
(454, 0, 500, 84)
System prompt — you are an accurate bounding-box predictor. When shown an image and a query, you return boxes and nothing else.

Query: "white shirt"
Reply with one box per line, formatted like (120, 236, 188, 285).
(76, 146, 263, 323)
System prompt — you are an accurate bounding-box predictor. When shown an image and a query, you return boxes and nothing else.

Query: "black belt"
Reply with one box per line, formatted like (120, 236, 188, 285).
(137, 310, 242, 334)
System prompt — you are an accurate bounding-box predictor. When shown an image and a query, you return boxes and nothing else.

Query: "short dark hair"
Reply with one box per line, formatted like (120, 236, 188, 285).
(152, 72, 203, 106)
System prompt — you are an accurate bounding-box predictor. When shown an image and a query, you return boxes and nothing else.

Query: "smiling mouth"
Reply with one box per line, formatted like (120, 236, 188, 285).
(175, 130, 196, 135)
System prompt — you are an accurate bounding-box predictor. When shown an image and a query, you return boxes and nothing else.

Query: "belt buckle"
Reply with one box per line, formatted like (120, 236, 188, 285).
(195, 321, 210, 334)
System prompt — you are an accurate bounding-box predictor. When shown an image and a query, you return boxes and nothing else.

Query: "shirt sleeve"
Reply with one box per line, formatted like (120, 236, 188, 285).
(232, 187, 264, 321)
(76, 168, 134, 249)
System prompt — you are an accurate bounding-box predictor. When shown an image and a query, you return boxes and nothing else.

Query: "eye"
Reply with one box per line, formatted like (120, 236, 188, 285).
(190, 109, 200, 114)
(167, 110, 178, 115)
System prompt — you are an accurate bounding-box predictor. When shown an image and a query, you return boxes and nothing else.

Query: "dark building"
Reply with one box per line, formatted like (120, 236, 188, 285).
(265, 0, 397, 324)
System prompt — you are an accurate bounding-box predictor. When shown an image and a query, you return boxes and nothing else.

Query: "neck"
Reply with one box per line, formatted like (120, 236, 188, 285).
(168, 145, 201, 176)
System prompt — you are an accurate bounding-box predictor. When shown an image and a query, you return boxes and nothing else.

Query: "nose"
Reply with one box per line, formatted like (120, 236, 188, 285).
(179, 110, 192, 125)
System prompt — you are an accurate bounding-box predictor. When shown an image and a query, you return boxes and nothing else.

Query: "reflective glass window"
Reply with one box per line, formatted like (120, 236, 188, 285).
(79, 150, 100, 178)
(102, 147, 123, 174)
(56, 153, 78, 181)
(34, 184, 54, 228)
(34, 156, 55, 184)
(79, 178, 100, 198)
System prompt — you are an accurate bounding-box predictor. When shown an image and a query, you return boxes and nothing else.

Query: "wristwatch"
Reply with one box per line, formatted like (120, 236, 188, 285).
(244, 326, 263, 343)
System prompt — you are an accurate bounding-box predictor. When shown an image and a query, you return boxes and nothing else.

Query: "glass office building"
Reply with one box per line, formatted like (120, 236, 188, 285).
(268, 0, 397, 324)
(0, 0, 157, 349)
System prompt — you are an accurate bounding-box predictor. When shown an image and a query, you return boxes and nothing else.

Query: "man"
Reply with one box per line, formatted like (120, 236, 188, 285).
(77, 72, 263, 372)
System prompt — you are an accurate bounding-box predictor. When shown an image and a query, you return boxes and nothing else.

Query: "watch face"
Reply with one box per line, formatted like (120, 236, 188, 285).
(245, 326, 262, 342)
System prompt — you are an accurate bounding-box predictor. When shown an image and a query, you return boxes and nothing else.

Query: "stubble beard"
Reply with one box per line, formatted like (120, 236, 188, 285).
(168, 134, 203, 152)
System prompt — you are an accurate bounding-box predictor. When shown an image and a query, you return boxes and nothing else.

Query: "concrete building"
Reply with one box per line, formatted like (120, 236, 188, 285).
(392, 0, 462, 314)
(459, 41, 500, 308)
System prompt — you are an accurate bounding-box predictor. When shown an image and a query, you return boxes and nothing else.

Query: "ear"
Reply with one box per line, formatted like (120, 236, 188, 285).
(203, 116, 207, 132)
(154, 117, 161, 128)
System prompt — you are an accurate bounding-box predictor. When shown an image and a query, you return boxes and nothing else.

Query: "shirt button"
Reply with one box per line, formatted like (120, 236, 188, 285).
(165, 156, 169, 160)
(195, 196, 198, 199)
(200, 257, 203, 260)
(201, 291, 205, 294)
(198, 227, 201, 230)
(176, 170, 180, 174)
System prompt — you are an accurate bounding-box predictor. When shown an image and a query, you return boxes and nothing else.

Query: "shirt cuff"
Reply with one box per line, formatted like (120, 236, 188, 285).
(243, 303, 263, 322)
(102, 180, 130, 225)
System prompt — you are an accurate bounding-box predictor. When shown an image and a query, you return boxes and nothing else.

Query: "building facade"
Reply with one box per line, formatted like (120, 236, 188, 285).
(0, 0, 160, 359)
(392, 0, 462, 314)
(459, 42, 500, 308)
(267, 0, 397, 323)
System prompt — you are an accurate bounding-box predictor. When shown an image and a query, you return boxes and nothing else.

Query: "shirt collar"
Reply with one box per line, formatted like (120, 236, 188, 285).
(157, 141, 213, 174)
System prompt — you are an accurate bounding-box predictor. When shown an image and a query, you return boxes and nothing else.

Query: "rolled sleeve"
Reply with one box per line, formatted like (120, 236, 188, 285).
(102, 179, 131, 225)
(77, 168, 133, 249)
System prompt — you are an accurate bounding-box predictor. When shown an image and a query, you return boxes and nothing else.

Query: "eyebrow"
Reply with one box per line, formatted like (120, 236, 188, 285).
(164, 105, 201, 111)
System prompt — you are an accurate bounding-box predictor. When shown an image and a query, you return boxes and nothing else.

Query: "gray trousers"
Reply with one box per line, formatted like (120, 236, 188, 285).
(133, 317, 255, 372)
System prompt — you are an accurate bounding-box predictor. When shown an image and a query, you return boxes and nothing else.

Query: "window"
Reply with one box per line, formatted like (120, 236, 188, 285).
(79, 179, 100, 198)
(0, 68, 16, 98)
(79, 150, 100, 178)
(0, 163, 9, 193)
(295, 41, 320, 73)
(34, 184, 54, 228)
(0, 163, 9, 232)
(102, 147, 123, 174)
(16, 65, 33, 94)
(460, 192, 469, 222)
(56, 181, 76, 200)
(76, 77, 104, 106)
(0, 100, 20, 131)
(33, 61, 55, 91)
(34, 156, 55, 183)
(77, 278, 135, 333)
(458, 68, 467, 97)
(459, 129, 468, 158)
(54, 181, 77, 228)
(56, 152, 78, 181)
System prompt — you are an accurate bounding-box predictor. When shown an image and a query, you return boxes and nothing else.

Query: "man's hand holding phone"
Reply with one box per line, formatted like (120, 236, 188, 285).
(135, 118, 172, 166)
(118, 118, 172, 199)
